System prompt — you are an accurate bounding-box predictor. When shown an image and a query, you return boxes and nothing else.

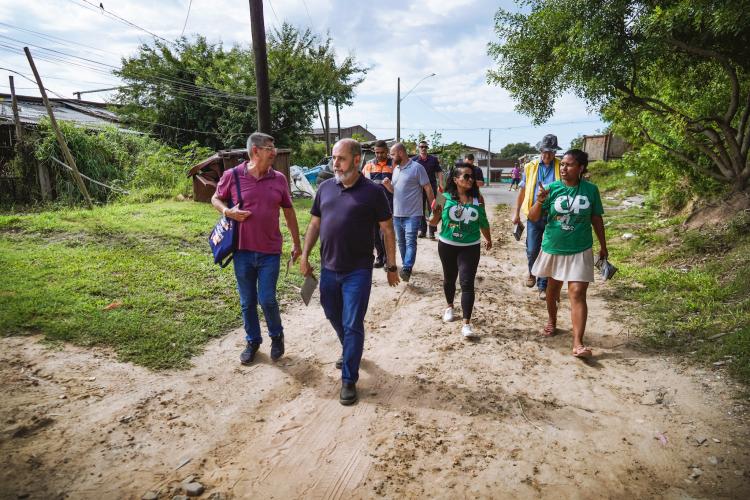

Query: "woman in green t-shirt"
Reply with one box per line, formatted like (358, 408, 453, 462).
(429, 164, 492, 339)
(528, 149, 608, 358)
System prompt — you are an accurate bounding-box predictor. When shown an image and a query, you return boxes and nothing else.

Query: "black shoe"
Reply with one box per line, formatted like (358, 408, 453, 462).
(335, 356, 343, 369)
(373, 258, 385, 268)
(417, 232, 426, 238)
(399, 268, 411, 282)
(339, 382, 357, 405)
(270, 334, 285, 361)
(429, 234, 436, 240)
(240, 342, 260, 365)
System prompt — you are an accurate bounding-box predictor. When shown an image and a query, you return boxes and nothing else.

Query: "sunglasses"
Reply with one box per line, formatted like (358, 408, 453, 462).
(457, 173, 474, 181)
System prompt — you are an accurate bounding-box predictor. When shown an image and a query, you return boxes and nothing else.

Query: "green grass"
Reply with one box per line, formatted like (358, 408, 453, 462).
(590, 164, 750, 385)
(0, 199, 317, 369)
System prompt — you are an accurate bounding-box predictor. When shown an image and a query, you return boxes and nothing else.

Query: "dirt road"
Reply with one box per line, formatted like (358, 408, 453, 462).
(2, 186, 748, 499)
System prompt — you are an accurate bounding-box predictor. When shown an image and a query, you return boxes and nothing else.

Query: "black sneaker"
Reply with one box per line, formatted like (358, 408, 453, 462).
(373, 258, 385, 268)
(270, 334, 285, 361)
(399, 268, 411, 282)
(339, 382, 357, 405)
(335, 356, 343, 369)
(240, 342, 260, 365)
(417, 232, 426, 238)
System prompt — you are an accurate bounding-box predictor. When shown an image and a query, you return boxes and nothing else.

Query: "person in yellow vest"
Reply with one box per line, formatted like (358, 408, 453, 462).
(512, 134, 562, 300)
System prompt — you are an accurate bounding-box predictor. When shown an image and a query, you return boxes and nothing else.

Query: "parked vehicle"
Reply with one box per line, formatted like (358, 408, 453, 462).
(315, 146, 375, 184)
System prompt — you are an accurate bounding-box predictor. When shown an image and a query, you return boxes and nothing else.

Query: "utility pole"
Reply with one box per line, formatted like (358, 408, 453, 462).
(24, 47, 92, 207)
(486, 128, 492, 187)
(324, 100, 331, 155)
(248, 0, 271, 134)
(10, 75, 51, 201)
(335, 97, 341, 142)
(396, 77, 401, 142)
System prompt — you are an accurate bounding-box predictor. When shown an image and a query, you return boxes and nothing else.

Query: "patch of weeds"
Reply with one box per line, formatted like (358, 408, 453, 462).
(604, 206, 750, 384)
(0, 198, 318, 369)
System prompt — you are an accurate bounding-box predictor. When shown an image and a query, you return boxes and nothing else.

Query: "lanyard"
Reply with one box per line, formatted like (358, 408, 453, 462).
(537, 161, 553, 186)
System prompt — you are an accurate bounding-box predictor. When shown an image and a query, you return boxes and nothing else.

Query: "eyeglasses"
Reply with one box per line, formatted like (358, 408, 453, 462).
(418, 145, 428, 149)
(458, 173, 474, 181)
(256, 145, 276, 151)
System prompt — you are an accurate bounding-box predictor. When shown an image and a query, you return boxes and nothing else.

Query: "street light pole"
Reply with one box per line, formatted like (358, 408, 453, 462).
(396, 73, 435, 144)
(397, 77, 401, 142)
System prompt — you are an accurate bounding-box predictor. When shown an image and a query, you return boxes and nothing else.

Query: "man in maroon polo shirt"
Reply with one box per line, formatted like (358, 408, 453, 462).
(212, 132, 302, 365)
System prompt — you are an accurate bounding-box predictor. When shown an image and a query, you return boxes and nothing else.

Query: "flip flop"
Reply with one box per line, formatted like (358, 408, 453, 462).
(573, 345, 593, 358)
(541, 322, 557, 337)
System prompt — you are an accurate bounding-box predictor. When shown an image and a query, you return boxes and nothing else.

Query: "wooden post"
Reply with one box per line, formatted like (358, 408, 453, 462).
(486, 128, 492, 187)
(248, 0, 272, 134)
(10, 75, 52, 200)
(24, 47, 93, 208)
(324, 99, 330, 155)
(335, 97, 341, 141)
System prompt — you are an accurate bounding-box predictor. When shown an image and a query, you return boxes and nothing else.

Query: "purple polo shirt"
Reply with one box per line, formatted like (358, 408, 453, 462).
(411, 154, 442, 186)
(215, 162, 292, 254)
(311, 175, 392, 273)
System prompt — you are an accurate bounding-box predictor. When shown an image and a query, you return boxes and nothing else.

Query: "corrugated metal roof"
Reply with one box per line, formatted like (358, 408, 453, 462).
(0, 94, 120, 129)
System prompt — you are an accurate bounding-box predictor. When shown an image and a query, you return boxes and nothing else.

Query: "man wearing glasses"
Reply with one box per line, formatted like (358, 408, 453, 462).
(212, 132, 302, 365)
(412, 140, 444, 239)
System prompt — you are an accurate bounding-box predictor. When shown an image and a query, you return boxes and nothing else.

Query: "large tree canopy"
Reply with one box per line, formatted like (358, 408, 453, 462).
(499, 141, 537, 159)
(114, 25, 366, 150)
(488, 0, 750, 191)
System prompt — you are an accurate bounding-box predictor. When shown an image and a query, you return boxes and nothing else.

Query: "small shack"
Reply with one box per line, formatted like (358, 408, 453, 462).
(582, 133, 632, 161)
(187, 148, 291, 202)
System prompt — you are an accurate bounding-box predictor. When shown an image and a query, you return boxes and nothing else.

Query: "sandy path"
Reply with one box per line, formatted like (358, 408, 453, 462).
(2, 189, 749, 499)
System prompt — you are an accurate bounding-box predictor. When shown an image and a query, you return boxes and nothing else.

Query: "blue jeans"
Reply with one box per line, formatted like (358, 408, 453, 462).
(319, 268, 373, 384)
(233, 250, 283, 344)
(526, 216, 547, 291)
(393, 215, 421, 271)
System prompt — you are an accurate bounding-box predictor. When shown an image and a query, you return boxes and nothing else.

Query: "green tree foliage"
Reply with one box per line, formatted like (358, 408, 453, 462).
(115, 25, 365, 151)
(32, 120, 212, 204)
(569, 134, 584, 150)
(499, 141, 537, 159)
(290, 140, 327, 167)
(488, 0, 750, 192)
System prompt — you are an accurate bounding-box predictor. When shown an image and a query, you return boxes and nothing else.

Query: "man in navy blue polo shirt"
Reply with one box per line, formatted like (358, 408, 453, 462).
(412, 140, 444, 239)
(300, 139, 400, 405)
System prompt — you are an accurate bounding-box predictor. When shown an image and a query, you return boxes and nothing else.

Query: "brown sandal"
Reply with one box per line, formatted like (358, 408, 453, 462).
(573, 345, 593, 358)
(541, 322, 557, 337)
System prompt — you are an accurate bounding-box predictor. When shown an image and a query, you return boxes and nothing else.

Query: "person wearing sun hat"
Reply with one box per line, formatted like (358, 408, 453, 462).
(512, 134, 562, 300)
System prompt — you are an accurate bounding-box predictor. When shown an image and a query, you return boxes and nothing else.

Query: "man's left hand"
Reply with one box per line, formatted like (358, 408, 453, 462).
(386, 270, 400, 287)
(291, 244, 302, 263)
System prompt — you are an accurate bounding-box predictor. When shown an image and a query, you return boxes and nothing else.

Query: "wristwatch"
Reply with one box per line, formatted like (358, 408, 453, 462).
(384, 264, 397, 273)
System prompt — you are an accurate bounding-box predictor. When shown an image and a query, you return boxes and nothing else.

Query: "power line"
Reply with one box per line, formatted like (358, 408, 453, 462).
(300, 0, 315, 27)
(180, 0, 194, 37)
(265, 0, 281, 25)
(72, 0, 174, 45)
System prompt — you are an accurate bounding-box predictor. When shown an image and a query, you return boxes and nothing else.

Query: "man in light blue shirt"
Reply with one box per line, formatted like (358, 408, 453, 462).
(383, 143, 434, 282)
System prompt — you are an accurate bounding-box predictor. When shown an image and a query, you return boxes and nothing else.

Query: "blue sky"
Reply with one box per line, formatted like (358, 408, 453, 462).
(0, 0, 606, 152)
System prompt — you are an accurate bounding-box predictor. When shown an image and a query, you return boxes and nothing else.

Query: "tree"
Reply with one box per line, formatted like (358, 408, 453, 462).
(499, 141, 537, 159)
(487, 0, 750, 192)
(569, 134, 584, 150)
(115, 27, 366, 151)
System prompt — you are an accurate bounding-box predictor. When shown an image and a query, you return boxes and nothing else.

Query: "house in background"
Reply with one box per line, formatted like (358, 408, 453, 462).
(582, 133, 632, 161)
(0, 93, 127, 203)
(307, 125, 376, 143)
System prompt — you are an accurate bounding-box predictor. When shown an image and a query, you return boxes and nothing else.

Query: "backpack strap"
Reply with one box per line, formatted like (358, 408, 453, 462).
(231, 166, 244, 209)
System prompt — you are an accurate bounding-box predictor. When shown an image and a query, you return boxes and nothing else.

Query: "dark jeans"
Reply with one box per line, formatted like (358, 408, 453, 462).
(526, 215, 548, 291)
(393, 216, 421, 271)
(419, 181, 438, 236)
(438, 241, 481, 320)
(373, 222, 385, 263)
(233, 250, 283, 344)
(319, 267, 373, 384)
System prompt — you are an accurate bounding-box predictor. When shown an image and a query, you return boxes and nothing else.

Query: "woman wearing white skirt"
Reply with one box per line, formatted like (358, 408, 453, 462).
(527, 149, 608, 358)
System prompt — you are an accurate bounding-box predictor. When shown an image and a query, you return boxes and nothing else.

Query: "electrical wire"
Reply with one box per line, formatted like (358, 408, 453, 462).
(180, 0, 194, 37)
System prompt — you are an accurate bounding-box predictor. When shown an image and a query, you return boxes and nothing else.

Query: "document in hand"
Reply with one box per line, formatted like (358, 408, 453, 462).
(301, 274, 318, 306)
(513, 222, 525, 241)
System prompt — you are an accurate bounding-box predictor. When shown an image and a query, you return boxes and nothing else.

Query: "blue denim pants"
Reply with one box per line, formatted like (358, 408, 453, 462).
(319, 267, 373, 384)
(393, 215, 421, 271)
(233, 250, 283, 344)
(526, 216, 548, 291)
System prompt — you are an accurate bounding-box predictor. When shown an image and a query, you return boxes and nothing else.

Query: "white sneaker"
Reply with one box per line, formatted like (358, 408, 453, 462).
(443, 307, 454, 323)
(461, 324, 477, 338)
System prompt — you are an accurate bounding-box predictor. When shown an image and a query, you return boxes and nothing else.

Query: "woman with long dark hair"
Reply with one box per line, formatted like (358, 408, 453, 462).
(528, 149, 608, 358)
(429, 164, 492, 338)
